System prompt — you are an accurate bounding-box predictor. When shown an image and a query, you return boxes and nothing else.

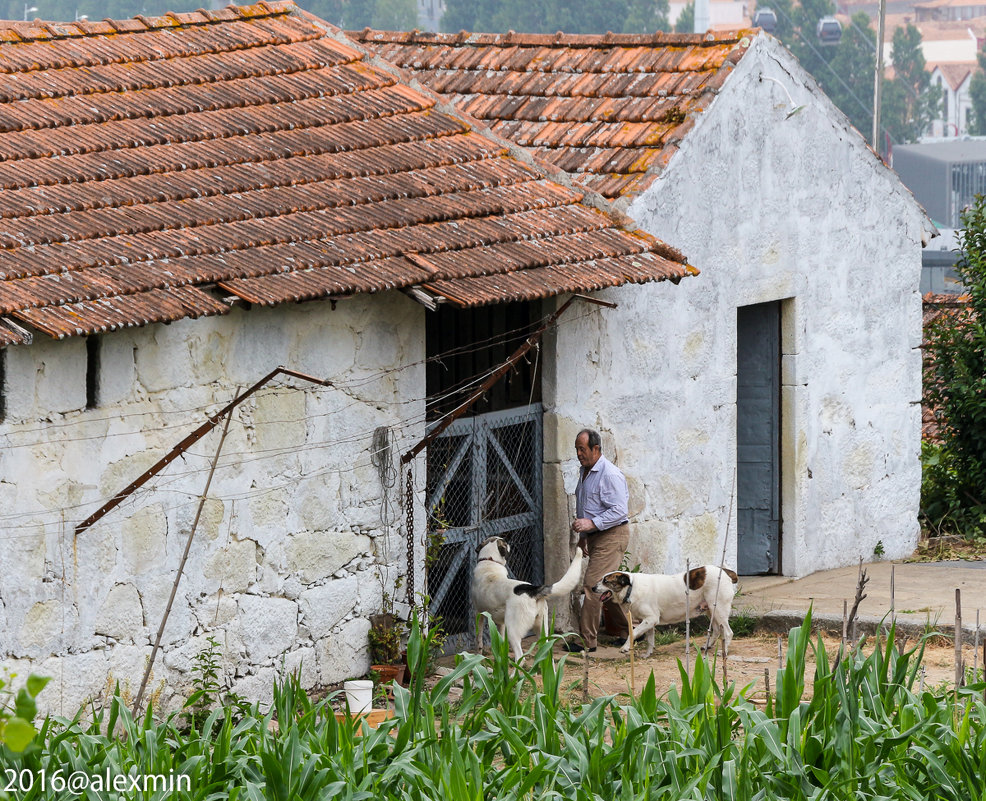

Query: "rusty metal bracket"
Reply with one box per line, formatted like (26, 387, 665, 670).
(75, 366, 332, 536)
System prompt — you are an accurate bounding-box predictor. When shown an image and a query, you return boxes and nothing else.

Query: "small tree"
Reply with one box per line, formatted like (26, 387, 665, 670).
(623, 0, 670, 33)
(372, 0, 418, 30)
(970, 55, 986, 135)
(673, 1, 693, 33)
(880, 24, 940, 143)
(922, 195, 986, 539)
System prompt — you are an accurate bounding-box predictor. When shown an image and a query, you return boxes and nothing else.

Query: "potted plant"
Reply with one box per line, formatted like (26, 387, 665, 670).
(368, 611, 407, 686)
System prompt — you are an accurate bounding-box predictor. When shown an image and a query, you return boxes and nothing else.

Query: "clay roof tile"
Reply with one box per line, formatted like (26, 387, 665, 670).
(0, 2, 692, 341)
(355, 27, 755, 198)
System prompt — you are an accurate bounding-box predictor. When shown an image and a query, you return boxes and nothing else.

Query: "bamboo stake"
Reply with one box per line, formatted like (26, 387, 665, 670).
(890, 564, 895, 629)
(919, 664, 926, 694)
(842, 599, 848, 651)
(705, 467, 736, 655)
(628, 608, 635, 698)
(133, 405, 235, 716)
(685, 559, 691, 675)
(778, 635, 784, 671)
(764, 667, 771, 712)
(582, 638, 590, 705)
(974, 609, 980, 680)
(955, 588, 963, 693)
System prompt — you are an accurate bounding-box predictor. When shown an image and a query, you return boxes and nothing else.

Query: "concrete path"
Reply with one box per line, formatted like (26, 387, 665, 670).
(734, 560, 986, 638)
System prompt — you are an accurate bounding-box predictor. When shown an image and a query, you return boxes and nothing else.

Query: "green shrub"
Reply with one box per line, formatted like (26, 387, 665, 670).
(923, 195, 986, 540)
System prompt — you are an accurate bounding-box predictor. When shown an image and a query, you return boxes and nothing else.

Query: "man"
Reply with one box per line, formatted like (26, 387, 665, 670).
(564, 428, 630, 653)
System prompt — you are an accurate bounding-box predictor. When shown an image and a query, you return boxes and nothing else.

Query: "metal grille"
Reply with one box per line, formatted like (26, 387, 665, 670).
(425, 403, 543, 652)
(950, 162, 986, 229)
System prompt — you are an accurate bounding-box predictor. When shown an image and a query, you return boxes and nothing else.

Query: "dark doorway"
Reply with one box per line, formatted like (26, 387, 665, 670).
(425, 302, 542, 421)
(736, 301, 782, 575)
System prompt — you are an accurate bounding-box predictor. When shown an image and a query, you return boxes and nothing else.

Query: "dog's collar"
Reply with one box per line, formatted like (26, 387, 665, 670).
(622, 581, 632, 605)
(477, 557, 501, 564)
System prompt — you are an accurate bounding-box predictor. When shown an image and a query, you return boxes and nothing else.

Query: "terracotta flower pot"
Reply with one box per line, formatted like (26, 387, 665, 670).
(371, 663, 407, 687)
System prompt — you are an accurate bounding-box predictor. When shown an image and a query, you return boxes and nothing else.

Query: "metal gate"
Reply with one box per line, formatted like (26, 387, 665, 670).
(425, 403, 543, 652)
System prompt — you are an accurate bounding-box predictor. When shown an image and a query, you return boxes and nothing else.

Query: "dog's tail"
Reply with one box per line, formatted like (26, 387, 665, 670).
(540, 552, 584, 598)
(512, 552, 584, 600)
(723, 568, 739, 584)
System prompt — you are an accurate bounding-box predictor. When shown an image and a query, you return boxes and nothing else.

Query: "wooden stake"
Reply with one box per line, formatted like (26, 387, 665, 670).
(842, 599, 848, 651)
(133, 404, 235, 716)
(848, 559, 869, 646)
(778, 635, 784, 671)
(764, 667, 771, 712)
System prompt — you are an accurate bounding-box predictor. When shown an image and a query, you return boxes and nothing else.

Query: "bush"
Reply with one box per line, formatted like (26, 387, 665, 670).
(922, 195, 986, 540)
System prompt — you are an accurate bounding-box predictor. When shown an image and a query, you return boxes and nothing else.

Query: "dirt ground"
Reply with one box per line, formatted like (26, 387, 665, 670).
(508, 629, 982, 705)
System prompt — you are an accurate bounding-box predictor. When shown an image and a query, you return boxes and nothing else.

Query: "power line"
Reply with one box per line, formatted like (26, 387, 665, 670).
(772, 3, 884, 133)
(0, 303, 604, 531)
(0, 308, 564, 449)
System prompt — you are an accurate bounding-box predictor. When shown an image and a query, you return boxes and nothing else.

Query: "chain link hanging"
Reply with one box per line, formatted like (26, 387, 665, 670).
(404, 463, 415, 610)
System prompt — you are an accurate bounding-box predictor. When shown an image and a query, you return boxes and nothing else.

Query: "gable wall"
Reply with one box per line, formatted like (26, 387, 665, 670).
(0, 294, 425, 714)
(542, 35, 929, 579)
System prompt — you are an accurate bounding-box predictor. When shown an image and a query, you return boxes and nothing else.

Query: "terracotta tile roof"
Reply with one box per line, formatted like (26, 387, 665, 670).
(0, 2, 693, 344)
(929, 62, 974, 91)
(350, 28, 757, 199)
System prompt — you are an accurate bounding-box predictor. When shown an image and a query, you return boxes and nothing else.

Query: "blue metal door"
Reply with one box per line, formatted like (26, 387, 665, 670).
(736, 302, 781, 574)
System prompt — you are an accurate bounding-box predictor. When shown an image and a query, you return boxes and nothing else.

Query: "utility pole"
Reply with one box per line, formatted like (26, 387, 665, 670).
(872, 0, 887, 156)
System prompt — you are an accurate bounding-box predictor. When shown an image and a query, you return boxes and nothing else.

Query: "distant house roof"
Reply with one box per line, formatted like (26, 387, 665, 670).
(0, 1, 692, 346)
(929, 62, 974, 91)
(350, 28, 756, 199)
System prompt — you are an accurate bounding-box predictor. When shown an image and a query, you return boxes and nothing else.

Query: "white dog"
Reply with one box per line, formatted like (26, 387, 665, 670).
(472, 536, 584, 660)
(593, 565, 739, 658)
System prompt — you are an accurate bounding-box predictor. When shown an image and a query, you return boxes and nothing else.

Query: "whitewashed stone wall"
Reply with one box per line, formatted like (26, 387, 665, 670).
(542, 34, 934, 581)
(0, 293, 425, 715)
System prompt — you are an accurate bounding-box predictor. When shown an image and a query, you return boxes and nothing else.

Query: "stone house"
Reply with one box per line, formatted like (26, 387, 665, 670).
(354, 27, 936, 583)
(0, 2, 691, 712)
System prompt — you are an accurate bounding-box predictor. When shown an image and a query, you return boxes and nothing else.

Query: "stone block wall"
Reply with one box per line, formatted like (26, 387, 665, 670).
(0, 292, 425, 715)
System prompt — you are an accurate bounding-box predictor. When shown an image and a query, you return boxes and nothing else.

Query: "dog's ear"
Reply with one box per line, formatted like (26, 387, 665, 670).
(497, 539, 510, 558)
(614, 572, 631, 588)
(685, 566, 707, 591)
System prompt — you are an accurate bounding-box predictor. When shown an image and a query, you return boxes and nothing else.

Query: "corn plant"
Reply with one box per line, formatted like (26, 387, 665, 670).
(2, 608, 984, 800)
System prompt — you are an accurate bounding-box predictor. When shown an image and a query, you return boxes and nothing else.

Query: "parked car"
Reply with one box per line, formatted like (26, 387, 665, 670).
(752, 7, 777, 33)
(817, 16, 842, 44)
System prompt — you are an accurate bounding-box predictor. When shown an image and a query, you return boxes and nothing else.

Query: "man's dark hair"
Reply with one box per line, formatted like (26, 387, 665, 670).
(578, 428, 601, 450)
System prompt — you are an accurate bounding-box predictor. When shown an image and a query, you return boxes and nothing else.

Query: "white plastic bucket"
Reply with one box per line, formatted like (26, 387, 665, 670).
(343, 680, 373, 715)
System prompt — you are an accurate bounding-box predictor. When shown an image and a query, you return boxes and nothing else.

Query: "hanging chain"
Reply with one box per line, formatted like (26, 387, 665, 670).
(404, 463, 415, 610)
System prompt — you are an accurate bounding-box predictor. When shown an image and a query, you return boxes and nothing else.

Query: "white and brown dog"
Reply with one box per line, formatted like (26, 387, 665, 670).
(593, 565, 739, 658)
(472, 536, 584, 660)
